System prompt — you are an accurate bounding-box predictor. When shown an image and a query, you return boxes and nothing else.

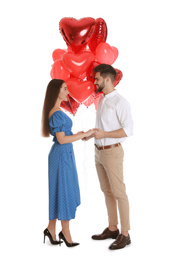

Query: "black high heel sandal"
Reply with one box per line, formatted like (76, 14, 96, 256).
(58, 231, 79, 247)
(43, 228, 63, 245)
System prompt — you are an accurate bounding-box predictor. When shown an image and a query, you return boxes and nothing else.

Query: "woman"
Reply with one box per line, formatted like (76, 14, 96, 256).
(42, 79, 94, 247)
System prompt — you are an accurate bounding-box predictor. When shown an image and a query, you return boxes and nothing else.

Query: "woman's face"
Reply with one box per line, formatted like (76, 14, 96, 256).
(59, 83, 69, 102)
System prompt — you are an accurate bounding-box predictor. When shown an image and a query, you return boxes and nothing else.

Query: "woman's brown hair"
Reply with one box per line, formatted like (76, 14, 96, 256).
(41, 79, 65, 137)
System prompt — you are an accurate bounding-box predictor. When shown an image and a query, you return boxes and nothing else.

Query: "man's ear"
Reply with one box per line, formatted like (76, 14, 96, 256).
(105, 76, 110, 83)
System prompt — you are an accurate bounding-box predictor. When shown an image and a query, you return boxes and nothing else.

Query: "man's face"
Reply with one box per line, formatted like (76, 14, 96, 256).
(94, 72, 106, 92)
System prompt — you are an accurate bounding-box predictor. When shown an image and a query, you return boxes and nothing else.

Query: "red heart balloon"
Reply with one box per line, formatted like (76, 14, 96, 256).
(114, 69, 123, 86)
(59, 17, 96, 53)
(52, 49, 66, 61)
(83, 94, 95, 107)
(86, 61, 101, 82)
(88, 18, 107, 54)
(61, 95, 80, 115)
(50, 60, 70, 81)
(83, 89, 102, 108)
(95, 42, 119, 65)
(62, 51, 94, 77)
(94, 92, 103, 110)
(67, 78, 95, 103)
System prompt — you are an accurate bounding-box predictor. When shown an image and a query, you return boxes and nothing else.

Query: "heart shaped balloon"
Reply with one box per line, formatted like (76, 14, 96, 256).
(61, 95, 80, 115)
(59, 17, 96, 53)
(83, 89, 103, 108)
(62, 51, 94, 77)
(86, 61, 101, 82)
(88, 18, 107, 54)
(50, 60, 70, 81)
(95, 42, 119, 65)
(114, 69, 123, 86)
(52, 49, 67, 61)
(67, 78, 95, 103)
(83, 94, 95, 107)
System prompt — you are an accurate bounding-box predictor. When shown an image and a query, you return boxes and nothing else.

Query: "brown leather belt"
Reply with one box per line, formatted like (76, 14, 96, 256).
(95, 143, 121, 150)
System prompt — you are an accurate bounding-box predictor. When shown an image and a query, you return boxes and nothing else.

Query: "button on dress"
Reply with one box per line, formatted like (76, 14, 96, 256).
(48, 111, 81, 220)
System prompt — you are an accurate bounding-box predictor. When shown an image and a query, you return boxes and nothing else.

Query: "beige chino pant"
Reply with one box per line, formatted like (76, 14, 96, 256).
(95, 145, 130, 232)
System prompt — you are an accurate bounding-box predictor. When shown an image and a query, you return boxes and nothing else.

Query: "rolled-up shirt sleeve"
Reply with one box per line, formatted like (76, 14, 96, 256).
(117, 99, 133, 137)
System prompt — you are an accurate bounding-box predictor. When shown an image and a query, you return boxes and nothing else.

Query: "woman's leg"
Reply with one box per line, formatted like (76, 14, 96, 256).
(47, 219, 57, 241)
(61, 220, 72, 243)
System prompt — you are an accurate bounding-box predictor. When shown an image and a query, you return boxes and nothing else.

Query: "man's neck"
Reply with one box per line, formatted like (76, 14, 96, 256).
(103, 86, 115, 95)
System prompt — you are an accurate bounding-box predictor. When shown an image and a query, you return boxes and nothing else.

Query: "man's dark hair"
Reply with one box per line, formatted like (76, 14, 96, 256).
(93, 64, 117, 84)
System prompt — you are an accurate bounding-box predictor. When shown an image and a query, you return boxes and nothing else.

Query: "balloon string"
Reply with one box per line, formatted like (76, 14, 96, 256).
(76, 106, 94, 188)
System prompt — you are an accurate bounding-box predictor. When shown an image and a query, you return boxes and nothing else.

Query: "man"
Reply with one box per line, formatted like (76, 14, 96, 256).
(91, 64, 133, 250)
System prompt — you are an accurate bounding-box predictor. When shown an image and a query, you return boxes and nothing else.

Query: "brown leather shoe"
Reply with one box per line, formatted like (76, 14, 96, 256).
(92, 228, 119, 240)
(109, 234, 131, 250)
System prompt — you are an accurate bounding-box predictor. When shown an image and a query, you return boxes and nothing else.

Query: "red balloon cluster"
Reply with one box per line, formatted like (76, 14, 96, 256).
(50, 17, 123, 115)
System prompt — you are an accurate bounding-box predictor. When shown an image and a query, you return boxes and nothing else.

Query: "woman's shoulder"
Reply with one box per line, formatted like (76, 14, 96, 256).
(49, 109, 64, 119)
(49, 110, 67, 130)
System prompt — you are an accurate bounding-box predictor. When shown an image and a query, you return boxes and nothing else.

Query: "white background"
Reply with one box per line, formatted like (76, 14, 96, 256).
(0, 0, 173, 259)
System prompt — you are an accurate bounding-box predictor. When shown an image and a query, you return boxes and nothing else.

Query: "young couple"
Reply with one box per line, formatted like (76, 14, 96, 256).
(41, 64, 133, 250)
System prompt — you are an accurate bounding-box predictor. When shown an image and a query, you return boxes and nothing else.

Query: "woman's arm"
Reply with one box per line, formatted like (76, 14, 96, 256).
(56, 129, 95, 144)
(82, 133, 95, 141)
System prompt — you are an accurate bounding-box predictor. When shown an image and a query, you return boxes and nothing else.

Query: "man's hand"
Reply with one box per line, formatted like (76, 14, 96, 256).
(94, 128, 106, 139)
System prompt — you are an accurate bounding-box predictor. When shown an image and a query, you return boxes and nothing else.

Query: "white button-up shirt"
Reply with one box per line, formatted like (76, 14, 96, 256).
(95, 90, 133, 146)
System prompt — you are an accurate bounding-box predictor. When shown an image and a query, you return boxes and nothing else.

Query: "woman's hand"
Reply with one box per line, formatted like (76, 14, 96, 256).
(82, 129, 96, 140)
(84, 129, 95, 137)
(77, 131, 84, 134)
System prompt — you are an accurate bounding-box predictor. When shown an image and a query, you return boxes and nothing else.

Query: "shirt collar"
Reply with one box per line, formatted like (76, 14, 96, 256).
(103, 89, 117, 99)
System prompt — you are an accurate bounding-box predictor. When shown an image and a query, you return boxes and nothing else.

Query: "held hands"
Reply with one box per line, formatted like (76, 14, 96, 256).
(82, 128, 105, 141)
(84, 129, 96, 138)
(93, 128, 105, 139)
(77, 130, 95, 141)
